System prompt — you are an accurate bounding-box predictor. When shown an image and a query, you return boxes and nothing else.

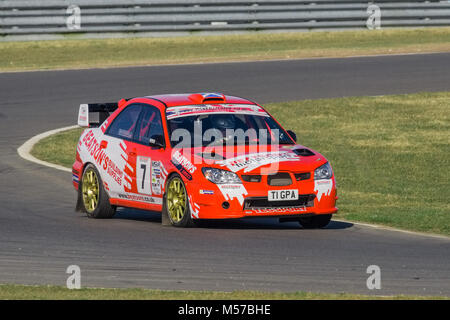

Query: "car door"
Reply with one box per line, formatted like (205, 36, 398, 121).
(131, 104, 168, 207)
(101, 103, 143, 200)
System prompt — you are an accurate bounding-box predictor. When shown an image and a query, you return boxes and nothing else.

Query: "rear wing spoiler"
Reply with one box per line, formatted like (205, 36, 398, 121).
(77, 103, 119, 128)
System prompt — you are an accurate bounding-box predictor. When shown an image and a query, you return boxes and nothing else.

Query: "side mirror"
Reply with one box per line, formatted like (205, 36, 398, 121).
(287, 130, 297, 142)
(149, 135, 165, 149)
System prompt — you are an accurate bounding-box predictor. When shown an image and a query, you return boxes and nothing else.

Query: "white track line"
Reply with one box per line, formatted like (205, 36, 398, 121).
(334, 219, 450, 241)
(17, 125, 79, 173)
(17, 126, 450, 240)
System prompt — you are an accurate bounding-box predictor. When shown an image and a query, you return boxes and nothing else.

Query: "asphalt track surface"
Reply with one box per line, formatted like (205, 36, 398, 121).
(0, 53, 449, 296)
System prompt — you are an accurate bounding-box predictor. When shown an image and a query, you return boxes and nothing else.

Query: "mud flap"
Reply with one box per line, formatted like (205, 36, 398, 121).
(161, 193, 171, 226)
(75, 181, 86, 213)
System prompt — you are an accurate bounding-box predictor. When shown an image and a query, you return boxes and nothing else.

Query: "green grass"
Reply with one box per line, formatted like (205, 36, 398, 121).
(31, 128, 83, 168)
(266, 92, 450, 236)
(0, 284, 446, 300)
(31, 92, 450, 236)
(2, 28, 450, 72)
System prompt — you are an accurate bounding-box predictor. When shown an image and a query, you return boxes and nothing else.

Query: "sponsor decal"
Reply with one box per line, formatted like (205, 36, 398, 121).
(136, 158, 166, 196)
(166, 104, 269, 120)
(216, 151, 300, 173)
(172, 150, 196, 180)
(151, 161, 162, 195)
(172, 160, 192, 180)
(172, 150, 196, 174)
(118, 192, 162, 205)
(314, 179, 333, 201)
(82, 130, 123, 185)
(199, 189, 214, 195)
(188, 195, 200, 219)
(246, 206, 307, 214)
(72, 174, 79, 183)
(159, 162, 168, 193)
(80, 129, 168, 200)
(217, 184, 248, 206)
(118, 141, 133, 191)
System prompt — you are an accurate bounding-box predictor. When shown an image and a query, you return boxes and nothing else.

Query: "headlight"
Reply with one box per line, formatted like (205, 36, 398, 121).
(314, 162, 333, 180)
(202, 168, 242, 184)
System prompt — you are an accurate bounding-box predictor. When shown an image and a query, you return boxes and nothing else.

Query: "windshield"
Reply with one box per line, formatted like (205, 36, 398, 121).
(166, 104, 294, 148)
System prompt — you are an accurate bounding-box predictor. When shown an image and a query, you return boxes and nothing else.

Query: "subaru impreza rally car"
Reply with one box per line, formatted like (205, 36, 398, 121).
(73, 93, 337, 228)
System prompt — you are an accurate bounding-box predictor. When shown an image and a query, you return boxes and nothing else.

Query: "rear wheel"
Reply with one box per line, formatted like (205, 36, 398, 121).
(80, 164, 116, 219)
(162, 174, 193, 227)
(298, 214, 332, 229)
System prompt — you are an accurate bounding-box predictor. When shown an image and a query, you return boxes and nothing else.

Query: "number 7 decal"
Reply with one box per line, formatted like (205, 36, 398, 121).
(137, 156, 152, 195)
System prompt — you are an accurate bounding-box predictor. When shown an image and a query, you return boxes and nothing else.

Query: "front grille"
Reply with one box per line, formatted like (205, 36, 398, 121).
(294, 172, 311, 181)
(244, 194, 315, 209)
(267, 172, 292, 186)
(241, 174, 262, 182)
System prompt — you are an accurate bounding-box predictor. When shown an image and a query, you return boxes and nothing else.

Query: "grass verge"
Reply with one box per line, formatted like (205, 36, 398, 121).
(1, 28, 450, 72)
(30, 127, 83, 168)
(31, 92, 450, 236)
(0, 284, 447, 300)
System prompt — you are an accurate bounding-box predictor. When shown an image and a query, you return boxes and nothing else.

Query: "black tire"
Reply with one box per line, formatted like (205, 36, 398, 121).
(298, 214, 332, 229)
(80, 163, 116, 219)
(162, 173, 194, 228)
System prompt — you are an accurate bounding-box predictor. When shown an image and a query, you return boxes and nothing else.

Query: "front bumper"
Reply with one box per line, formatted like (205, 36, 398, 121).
(186, 176, 338, 219)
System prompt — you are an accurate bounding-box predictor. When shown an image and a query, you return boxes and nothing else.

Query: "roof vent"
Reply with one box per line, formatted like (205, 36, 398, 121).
(189, 93, 226, 104)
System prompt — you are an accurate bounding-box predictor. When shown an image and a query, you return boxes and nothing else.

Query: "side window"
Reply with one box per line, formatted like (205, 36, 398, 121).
(264, 116, 293, 144)
(106, 104, 142, 140)
(135, 105, 165, 144)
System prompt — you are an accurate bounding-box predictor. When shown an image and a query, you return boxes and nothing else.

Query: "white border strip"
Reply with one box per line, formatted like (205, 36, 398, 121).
(17, 125, 79, 173)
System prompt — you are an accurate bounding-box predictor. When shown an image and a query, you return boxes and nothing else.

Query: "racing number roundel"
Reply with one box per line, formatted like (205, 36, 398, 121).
(137, 156, 152, 195)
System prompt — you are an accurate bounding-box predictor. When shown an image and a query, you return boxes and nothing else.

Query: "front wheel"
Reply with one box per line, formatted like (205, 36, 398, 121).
(298, 214, 332, 229)
(162, 174, 194, 227)
(80, 164, 116, 219)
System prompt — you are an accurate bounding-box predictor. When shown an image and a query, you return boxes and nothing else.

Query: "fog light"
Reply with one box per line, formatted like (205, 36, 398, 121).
(222, 202, 230, 209)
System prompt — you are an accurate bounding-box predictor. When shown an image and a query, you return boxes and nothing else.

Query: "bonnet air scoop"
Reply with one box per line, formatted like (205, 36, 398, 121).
(189, 93, 226, 104)
(292, 148, 315, 157)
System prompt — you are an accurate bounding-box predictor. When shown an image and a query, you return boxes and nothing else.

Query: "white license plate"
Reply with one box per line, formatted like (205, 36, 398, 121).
(268, 189, 299, 201)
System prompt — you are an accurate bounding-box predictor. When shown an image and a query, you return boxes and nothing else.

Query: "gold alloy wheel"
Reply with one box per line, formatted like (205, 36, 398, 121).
(82, 168, 99, 213)
(167, 177, 187, 223)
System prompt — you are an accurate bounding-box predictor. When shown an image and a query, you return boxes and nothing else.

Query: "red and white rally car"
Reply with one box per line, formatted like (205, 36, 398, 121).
(73, 93, 338, 228)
